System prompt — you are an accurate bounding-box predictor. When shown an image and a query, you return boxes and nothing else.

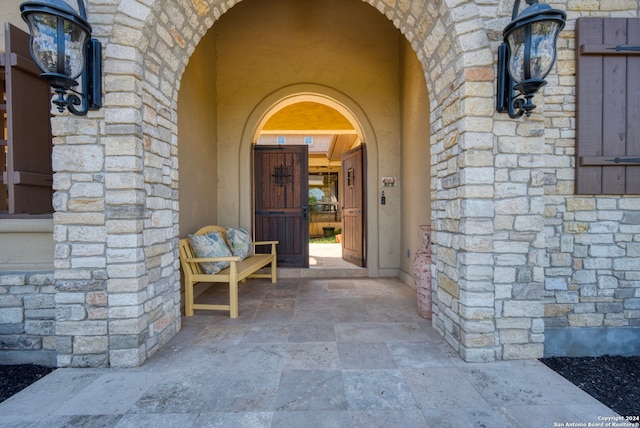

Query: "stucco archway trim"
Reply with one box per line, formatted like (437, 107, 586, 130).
(238, 83, 380, 277)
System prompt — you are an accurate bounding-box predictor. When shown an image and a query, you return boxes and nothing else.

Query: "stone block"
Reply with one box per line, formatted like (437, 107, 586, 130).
(109, 332, 146, 349)
(596, 302, 623, 313)
(109, 318, 148, 335)
(74, 336, 108, 354)
(459, 346, 496, 363)
(502, 300, 544, 318)
(56, 336, 73, 353)
(545, 304, 573, 317)
(56, 321, 108, 336)
(502, 343, 543, 359)
(438, 273, 459, 299)
(500, 329, 529, 344)
(459, 290, 493, 307)
(25, 320, 55, 336)
(545, 277, 568, 291)
(568, 313, 604, 327)
(0, 275, 25, 286)
(23, 295, 55, 310)
(531, 318, 545, 334)
(512, 283, 544, 300)
(56, 305, 87, 321)
(88, 307, 109, 320)
(496, 318, 531, 330)
(567, 198, 596, 211)
(625, 299, 640, 310)
(460, 331, 494, 348)
(0, 308, 24, 324)
(109, 306, 145, 319)
(0, 324, 24, 334)
(109, 347, 145, 368)
(0, 335, 41, 351)
(459, 305, 494, 320)
(86, 292, 108, 307)
(70, 353, 109, 368)
(0, 295, 21, 308)
(555, 291, 579, 304)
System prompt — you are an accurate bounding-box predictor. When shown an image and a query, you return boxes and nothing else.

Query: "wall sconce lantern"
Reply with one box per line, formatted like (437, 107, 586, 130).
(20, 0, 101, 116)
(496, 0, 566, 118)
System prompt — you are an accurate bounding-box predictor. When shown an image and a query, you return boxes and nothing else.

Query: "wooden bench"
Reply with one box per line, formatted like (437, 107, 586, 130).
(179, 225, 278, 318)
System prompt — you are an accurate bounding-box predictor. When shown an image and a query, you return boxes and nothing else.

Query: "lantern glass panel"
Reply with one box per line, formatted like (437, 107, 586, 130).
(26, 12, 88, 79)
(507, 20, 562, 84)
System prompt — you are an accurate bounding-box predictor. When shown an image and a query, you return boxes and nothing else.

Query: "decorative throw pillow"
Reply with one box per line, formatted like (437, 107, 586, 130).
(226, 227, 253, 261)
(188, 231, 232, 274)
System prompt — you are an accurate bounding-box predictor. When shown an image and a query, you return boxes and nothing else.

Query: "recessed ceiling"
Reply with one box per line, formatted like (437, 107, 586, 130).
(257, 102, 360, 167)
(262, 102, 354, 131)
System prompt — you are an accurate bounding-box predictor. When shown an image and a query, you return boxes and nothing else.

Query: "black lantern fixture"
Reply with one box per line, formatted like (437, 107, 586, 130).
(496, 0, 566, 118)
(20, 0, 101, 116)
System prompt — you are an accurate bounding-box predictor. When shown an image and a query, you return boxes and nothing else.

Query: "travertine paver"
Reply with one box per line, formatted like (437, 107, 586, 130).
(0, 278, 617, 427)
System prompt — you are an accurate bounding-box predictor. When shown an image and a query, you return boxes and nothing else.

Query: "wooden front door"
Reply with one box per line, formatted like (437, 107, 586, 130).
(341, 145, 366, 267)
(254, 145, 309, 267)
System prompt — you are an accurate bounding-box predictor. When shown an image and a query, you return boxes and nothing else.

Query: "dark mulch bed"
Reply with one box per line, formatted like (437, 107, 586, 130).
(540, 355, 640, 417)
(0, 364, 54, 403)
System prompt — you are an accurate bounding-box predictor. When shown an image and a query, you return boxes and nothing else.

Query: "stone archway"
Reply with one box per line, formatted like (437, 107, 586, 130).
(51, 0, 512, 368)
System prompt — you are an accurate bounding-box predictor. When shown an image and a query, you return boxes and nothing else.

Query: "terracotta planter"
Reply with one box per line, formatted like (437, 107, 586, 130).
(414, 225, 432, 319)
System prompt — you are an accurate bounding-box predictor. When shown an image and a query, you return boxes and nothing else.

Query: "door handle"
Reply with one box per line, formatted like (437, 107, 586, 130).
(302, 205, 308, 220)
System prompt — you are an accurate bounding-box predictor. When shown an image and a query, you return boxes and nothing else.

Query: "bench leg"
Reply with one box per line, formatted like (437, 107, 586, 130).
(271, 256, 277, 283)
(230, 280, 239, 318)
(185, 281, 195, 317)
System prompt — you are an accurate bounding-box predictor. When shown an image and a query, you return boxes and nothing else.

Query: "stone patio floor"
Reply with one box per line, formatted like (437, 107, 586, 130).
(0, 276, 617, 427)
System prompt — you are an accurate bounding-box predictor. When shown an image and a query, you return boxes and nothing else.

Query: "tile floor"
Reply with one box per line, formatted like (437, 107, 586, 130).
(0, 277, 617, 427)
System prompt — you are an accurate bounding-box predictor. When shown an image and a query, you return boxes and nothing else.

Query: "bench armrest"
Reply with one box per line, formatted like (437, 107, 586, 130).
(184, 256, 241, 263)
(253, 241, 279, 246)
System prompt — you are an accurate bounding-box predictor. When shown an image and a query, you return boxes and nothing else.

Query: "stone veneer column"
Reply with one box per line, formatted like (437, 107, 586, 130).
(51, 0, 182, 367)
(51, 115, 110, 367)
(493, 121, 546, 360)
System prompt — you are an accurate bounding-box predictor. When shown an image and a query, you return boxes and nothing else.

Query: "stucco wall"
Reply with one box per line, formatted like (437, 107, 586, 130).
(0, 219, 54, 271)
(399, 38, 431, 282)
(0, 0, 26, 49)
(212, 0, 402, 272)
(177, 30, 219, 237)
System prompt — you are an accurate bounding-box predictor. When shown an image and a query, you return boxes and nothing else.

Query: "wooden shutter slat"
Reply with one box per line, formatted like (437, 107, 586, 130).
(601, 19, 628, 194)
(4, 23, 53, 214)
(576, 18, 604, 194)
(626, 19, 640, 194)
(576, 18, 640, 195)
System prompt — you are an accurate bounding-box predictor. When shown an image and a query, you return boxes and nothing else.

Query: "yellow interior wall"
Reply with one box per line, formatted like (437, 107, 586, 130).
(177, 30, 218, 236)
(400, 38, 431, 280)
(213, 0, 402, 271)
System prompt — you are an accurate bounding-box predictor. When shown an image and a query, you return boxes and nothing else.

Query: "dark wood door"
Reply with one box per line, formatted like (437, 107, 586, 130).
(254, 145, 309, 267)
(341, 145, 366, 267)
